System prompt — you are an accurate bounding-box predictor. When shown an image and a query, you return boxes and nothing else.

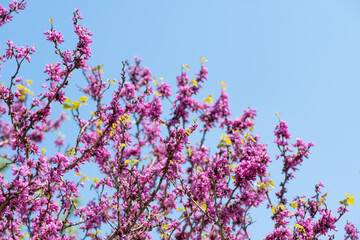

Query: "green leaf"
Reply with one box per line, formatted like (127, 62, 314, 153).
(62, 103, 71, 110)
(93, 65, 104, 71)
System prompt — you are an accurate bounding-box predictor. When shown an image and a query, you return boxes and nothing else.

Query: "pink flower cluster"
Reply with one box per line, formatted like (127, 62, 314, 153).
(345, 222, 359, 240)
(0, 0, 26, 27)
(0, 4, 357, 240)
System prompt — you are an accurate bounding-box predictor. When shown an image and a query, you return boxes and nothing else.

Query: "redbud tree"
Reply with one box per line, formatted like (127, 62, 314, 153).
(0, 2, 358, 240)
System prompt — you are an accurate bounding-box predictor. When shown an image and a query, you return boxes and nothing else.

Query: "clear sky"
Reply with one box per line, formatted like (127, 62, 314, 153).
(2, 0, 360, 238)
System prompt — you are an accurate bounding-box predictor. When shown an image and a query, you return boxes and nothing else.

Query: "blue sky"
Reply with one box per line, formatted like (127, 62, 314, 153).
(2, 0, 360, 238)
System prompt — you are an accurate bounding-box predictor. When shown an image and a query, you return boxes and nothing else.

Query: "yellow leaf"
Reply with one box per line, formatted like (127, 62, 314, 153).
(26, 79, 33, 86)
(121, 114, 130, 121)
(202, 202, 207, 211)
(201, 57, 208, 62)
(49, 18, 53, 24)
(163, 224, 168, 230)
(271, 206, 276, 214)
(90, 233, 95, 238)
(218, 81, 226, 90)
(182, 64, 189, 71)
(192, 78, 198, 87)
(186, 129, 191, 136)
(279, 203, 285, 210)
(204, 95, 213, 104)
(120, 143, 126, 148)
(96, 119, 102, 127)
(41, 148, 47, 152)
(65, 98, 72, 104)
(347, 196, 355, 205)
(225, 138, 232, 146)
(268, 180, 274, 188)
(185, 147, 192, 154)
(250, 136, 255, 142)
(71, 101, 81, 110)
(153, 91, 162, 96)
(289, 201, 297, 209)
(79, 96, 88, 104)
(276, 112, 280, 117)
(97, 229, 102, 234)
(86, 176, 89, 181)
(93, 177, 99, 182)
(65, 147, 76, 156)
(295, 224, 306, 232)
(159, 77, 164, 81)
